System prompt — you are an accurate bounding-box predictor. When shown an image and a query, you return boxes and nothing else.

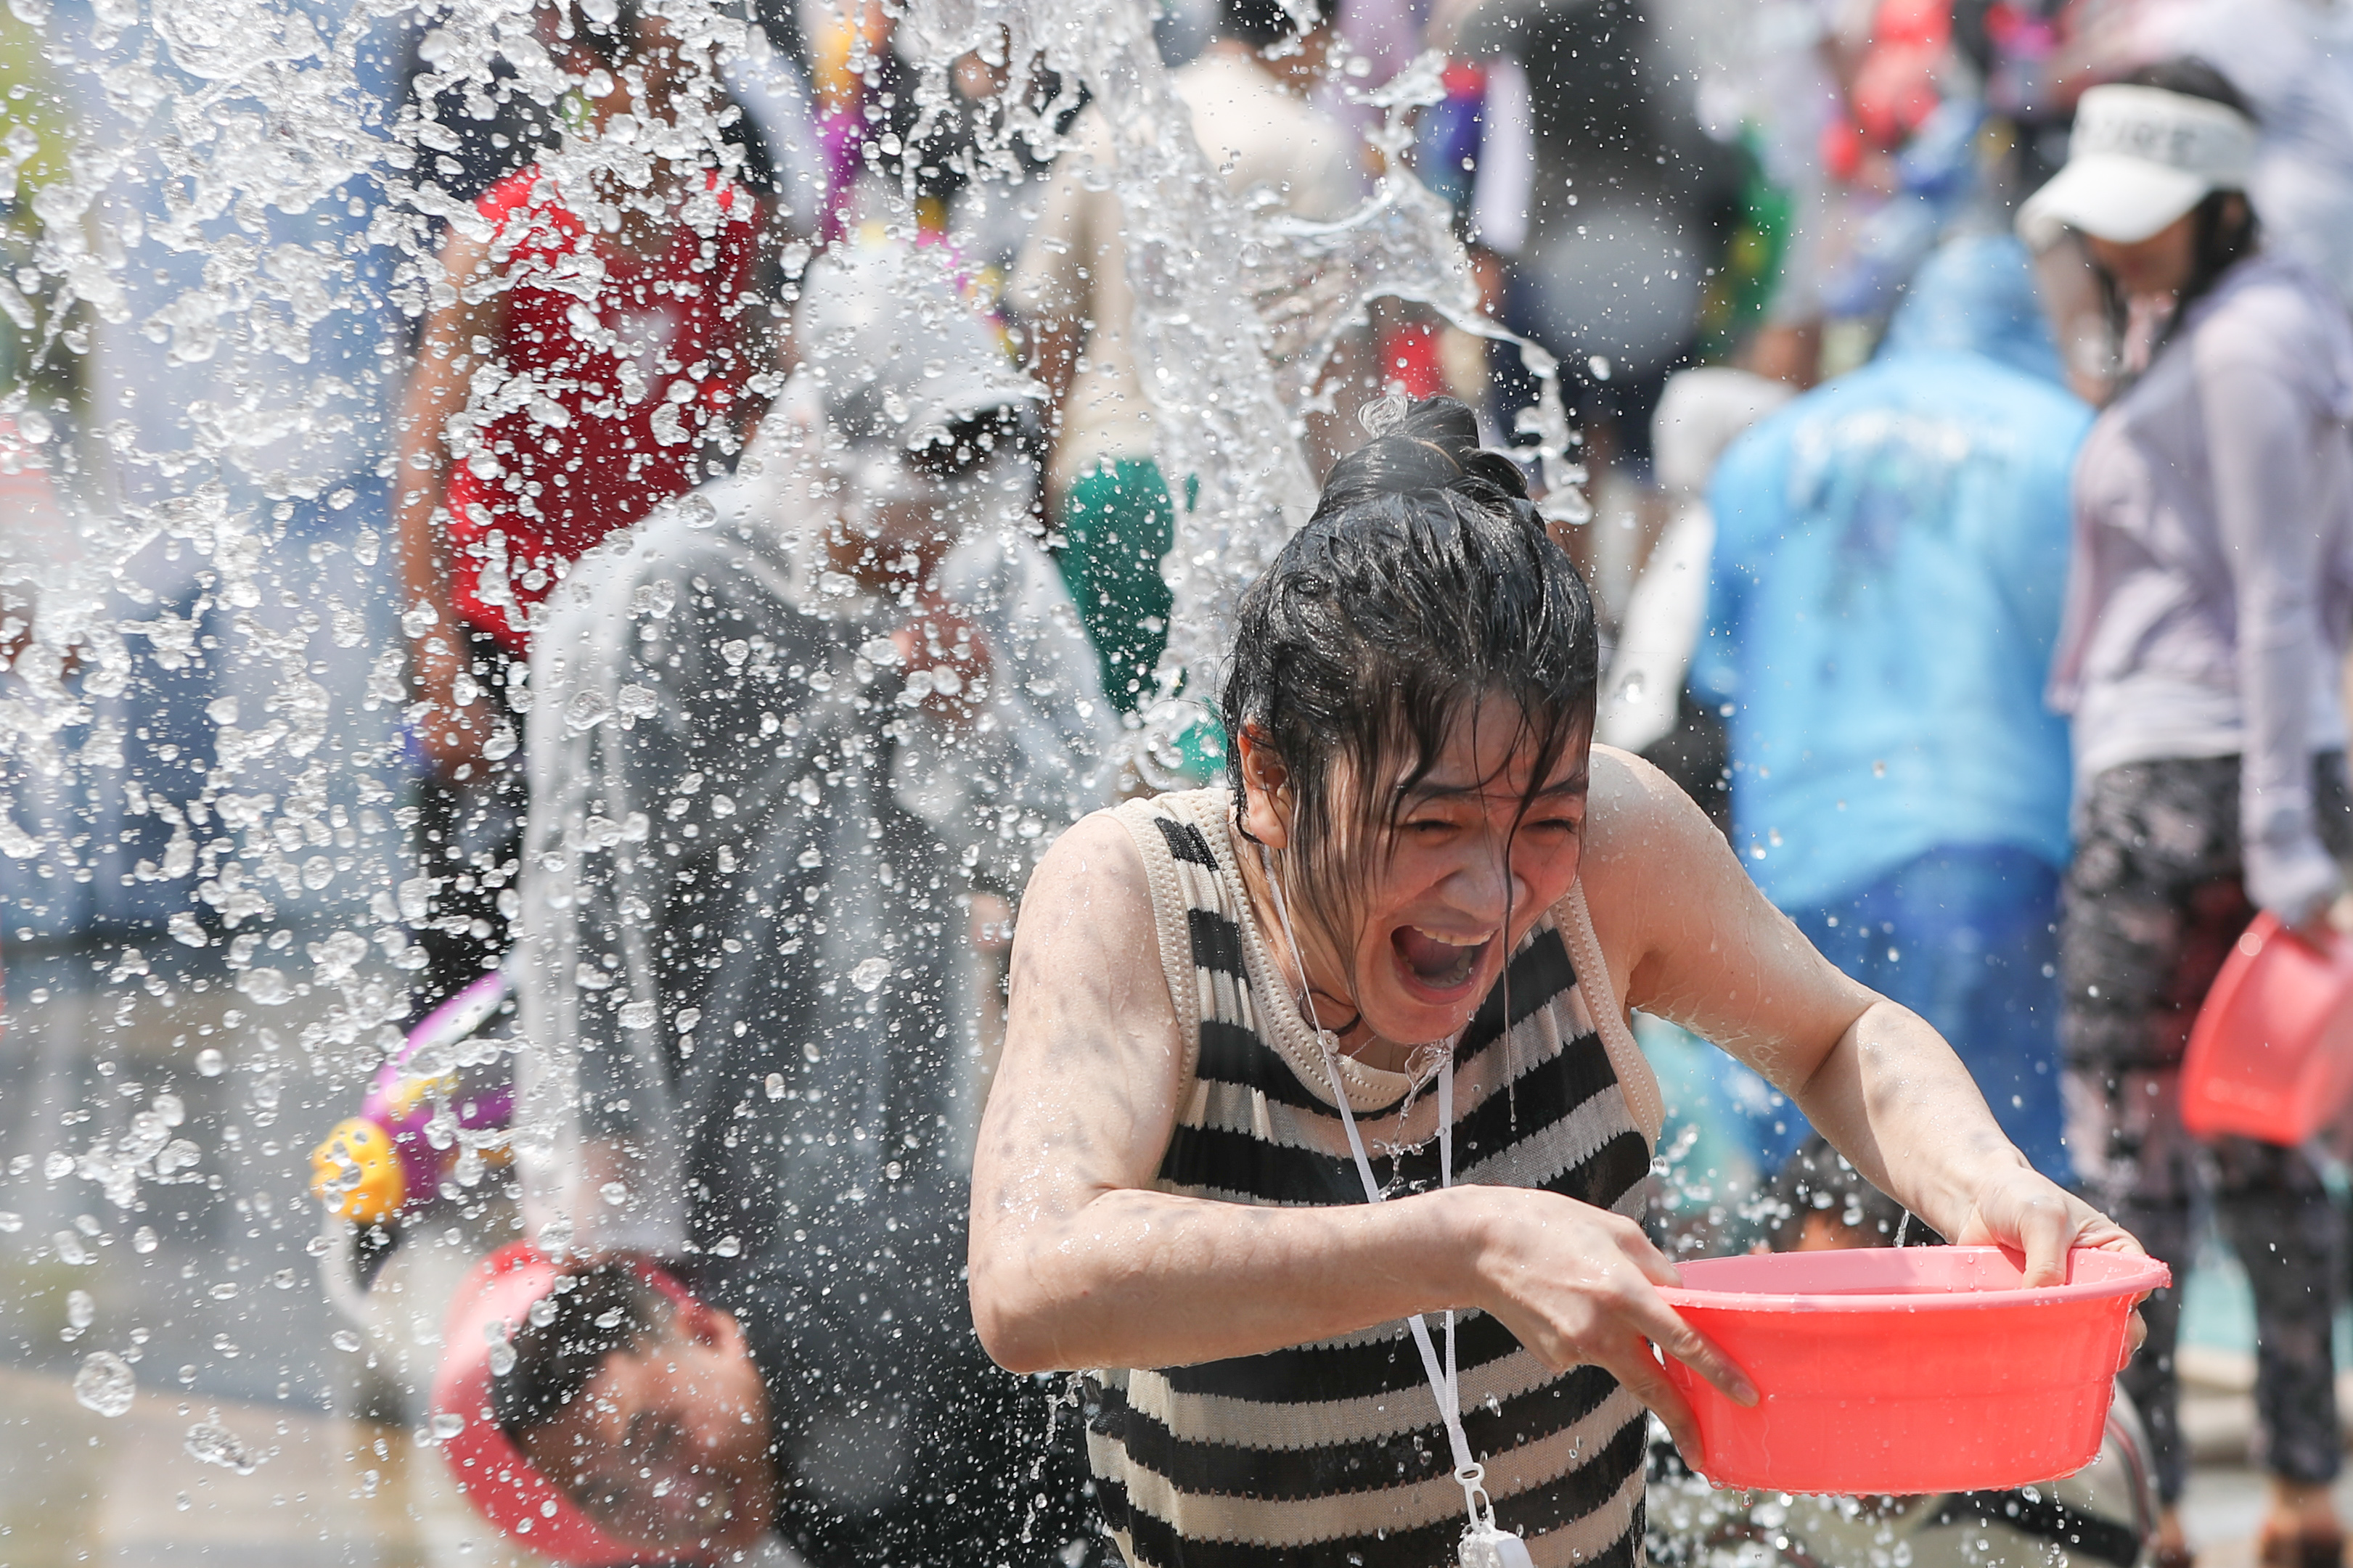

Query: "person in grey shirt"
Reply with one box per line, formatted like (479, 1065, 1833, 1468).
(513, 240, 1119, 1563)
(2020, 60, 2353, 1568)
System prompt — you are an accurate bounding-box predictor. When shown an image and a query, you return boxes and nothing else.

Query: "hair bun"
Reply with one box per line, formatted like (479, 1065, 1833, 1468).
(1320, 396, 1531, 523)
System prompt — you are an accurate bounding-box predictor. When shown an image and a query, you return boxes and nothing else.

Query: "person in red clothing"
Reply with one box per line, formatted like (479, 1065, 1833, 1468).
(393, 0, 772, 1001)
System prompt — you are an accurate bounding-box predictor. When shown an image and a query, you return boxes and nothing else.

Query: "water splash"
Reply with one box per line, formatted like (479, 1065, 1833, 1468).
(184, 1411, 265, 1473)
(891, 0, 1585, 776)
(73, 1349, 136, 1416)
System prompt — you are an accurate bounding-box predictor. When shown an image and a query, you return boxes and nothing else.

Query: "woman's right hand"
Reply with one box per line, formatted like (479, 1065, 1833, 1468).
(1458, 1184, 1756, 1463)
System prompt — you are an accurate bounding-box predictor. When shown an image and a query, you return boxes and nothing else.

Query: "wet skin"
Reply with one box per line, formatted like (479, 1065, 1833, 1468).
(518, 1301, 779, 1556)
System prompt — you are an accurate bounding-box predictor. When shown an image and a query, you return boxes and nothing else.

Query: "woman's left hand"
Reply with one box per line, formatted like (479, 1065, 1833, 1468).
(1950, 1163, 2150, 1356)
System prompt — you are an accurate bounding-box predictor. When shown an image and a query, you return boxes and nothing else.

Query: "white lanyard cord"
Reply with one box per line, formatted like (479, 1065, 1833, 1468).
(1261, 848, 1498, 1530)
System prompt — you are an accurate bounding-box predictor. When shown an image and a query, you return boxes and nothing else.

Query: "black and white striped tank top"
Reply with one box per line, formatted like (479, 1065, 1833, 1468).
(1089, 788, 1666, 1568)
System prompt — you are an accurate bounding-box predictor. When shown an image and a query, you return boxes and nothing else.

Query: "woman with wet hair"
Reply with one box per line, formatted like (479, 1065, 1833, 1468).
(970, 396, 2141, 1568)
(2020, 58, 2353, 1568)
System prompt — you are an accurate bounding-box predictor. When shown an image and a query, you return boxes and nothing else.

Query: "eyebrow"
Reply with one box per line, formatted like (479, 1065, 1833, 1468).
(1397, 769, 1589, 805)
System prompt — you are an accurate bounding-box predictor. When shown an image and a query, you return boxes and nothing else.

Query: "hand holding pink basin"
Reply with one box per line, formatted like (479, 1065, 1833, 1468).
(1655, 1245, 2168, 1495)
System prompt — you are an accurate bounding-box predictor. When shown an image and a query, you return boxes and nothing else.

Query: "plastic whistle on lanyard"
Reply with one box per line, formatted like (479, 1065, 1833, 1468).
(1265, 849, 1536, 1568)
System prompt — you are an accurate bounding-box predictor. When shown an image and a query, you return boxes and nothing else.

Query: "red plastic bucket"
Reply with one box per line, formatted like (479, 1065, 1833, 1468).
(1656, 1246, 2167, 1494)
(2179, 912, 2353, 1145)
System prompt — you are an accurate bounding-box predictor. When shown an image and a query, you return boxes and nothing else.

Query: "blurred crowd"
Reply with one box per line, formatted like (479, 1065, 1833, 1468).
(4, 0, 2353, 1566)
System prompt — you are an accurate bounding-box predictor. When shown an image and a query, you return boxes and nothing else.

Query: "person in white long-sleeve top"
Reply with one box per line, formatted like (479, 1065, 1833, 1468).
(2018, 59, 2353, 1568)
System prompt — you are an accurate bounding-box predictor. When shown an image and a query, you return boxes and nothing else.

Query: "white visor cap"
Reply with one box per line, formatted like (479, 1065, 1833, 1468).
(2017, 84, 2256, 250)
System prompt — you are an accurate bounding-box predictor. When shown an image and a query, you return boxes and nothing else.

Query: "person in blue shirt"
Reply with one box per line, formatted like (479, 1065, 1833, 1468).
(1695, 234, 2093, 1181)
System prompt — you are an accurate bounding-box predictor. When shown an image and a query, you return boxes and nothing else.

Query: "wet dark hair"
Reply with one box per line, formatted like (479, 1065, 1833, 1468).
(2098, 59, 2262, 366)
(1759, 1135, 1942, 1252)
(1217, 0, 1338, 49)
(1221, 396, 1598, 963)
(492, 1262, 674, 1445)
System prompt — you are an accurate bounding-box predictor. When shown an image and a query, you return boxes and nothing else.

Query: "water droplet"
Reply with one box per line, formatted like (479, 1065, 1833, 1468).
(44, 1151, 73, 1181)
(235, 967, 292, 1005)
(764, 1072, 785, 1099)
(176, 1494, 192, 1512)
(153, 1093, 184, 1127)
(132, 1226, 157, 1253)
(73, 1350, 136, 1416)
(565, 690, 612, 734)
(168, 911, 208, 948)
(197, 1048, 224, 1076)
(1873, 759, 1887, 778)
(851, 956, 891, 993)
(54, 1231, 89, 1265)
(67, 1289, 95, 1329)
(486, 1342, 517, 1376)
(0, 1212, 19, 1233)
(331, 1329, 361, 1352)
(430, 1412, 465, 1440)
(712, 1235, 740, 1257)
(599, 1181, 628, 1206)
(184, 1413, 261, 1474)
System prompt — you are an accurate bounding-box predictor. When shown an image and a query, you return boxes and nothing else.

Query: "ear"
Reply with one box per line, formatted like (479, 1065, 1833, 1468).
(1235, 726, 1292, 850)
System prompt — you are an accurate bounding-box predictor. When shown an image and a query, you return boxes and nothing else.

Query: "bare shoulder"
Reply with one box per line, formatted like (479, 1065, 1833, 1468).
(1013, 808, 1158, 966)
(1580, 744, 1727, 900)
(1572, 745, 1748, 986)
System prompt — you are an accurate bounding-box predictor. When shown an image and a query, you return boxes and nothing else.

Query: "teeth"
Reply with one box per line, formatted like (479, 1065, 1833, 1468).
(1396, 925, 1489, 987)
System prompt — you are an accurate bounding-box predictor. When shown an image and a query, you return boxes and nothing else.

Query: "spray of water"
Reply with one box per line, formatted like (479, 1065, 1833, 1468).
(891, 0, 1587, 776)
(0, 0, 1597, 1548)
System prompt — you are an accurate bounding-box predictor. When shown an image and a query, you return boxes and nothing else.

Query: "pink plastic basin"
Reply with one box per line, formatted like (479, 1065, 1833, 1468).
(2180, 912, 2353, 1146)
(1656, 1246, 2168, 1495)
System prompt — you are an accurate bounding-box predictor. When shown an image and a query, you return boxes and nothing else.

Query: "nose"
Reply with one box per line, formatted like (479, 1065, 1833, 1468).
(1441, 830, 1521, 926)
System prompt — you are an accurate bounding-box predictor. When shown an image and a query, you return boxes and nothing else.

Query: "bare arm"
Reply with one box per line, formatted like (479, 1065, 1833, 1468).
(1582, 746, 2138, 1283)
(394, 227, 503, 774)
(1020, 311, 1081, 456)
(967, 811, 1754, 1453)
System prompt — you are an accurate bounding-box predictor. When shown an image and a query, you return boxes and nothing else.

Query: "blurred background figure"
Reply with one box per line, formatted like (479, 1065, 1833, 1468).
(515, 239, 1114, 1564)
(1695, 234, 2092, 1180)
(801, 0, 1077, 269)
(393, 0, 777, 1011)
(2020, 61, 2353, 1568)
(1452, 0, 1745, 485)
(1598, 365, 1794, 831)
(1007, 0, 1364, 784)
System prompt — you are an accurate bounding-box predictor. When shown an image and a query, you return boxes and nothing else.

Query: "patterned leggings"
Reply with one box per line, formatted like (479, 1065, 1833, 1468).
(2061, 753, 2353, 1503)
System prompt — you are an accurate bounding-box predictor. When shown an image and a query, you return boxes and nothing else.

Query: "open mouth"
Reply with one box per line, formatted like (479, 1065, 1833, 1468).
(1391, 924, 1493, 996)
